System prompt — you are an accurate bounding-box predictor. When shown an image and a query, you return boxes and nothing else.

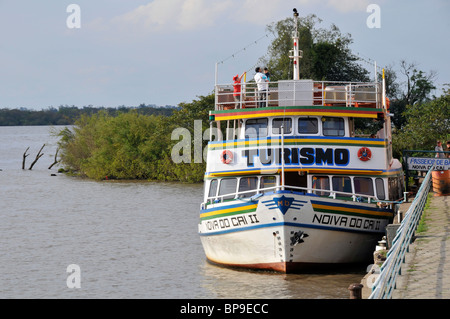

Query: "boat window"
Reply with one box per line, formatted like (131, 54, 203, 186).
(388, 177, 403, 200)
(298, 118, 318, 134)
(245, 118, 268, 138)
(312, 176, 330, 196)
(272, 118, 292, 135)
(375, 178, 385, 200)
(332, 176, 352, 198)
(218, 178, 237, 200)
(208, 179, 218, 198)
(323, 117, 345, 136)
(260, 176, 276, 193)
(238, 177, 258, 198)
(354, 177, 374, 197)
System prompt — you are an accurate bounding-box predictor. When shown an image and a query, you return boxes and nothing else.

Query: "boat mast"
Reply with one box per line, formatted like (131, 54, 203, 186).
(290, 8, 302, 80)
(281, 124, 285, 190)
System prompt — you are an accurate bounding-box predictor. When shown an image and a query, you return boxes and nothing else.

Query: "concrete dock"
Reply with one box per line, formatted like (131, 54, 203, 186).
(391, 194, 450, 298)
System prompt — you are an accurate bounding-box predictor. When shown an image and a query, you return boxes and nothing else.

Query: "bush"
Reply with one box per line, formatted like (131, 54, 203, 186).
(57, 94, 214, 182)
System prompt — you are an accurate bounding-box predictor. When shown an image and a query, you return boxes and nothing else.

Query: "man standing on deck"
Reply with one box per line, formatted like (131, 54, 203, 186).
(254, 67, 268, 107)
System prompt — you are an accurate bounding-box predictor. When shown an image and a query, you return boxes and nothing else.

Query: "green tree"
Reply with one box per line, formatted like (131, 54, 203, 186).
(57, 95, 214, 183)
(260, 14, 369, 82)
(392, 89, 449, 158)
(386, 61, 437, 129)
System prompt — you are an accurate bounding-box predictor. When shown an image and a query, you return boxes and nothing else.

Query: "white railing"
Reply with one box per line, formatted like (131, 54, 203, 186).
(203, 184, 392, 207)
(215, 80, 383, 111)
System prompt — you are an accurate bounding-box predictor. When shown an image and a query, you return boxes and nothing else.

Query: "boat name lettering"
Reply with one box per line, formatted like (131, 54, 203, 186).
(312, 214, 381, 230)
(242, 147, 349, 167)
(204, 214, 260, 231)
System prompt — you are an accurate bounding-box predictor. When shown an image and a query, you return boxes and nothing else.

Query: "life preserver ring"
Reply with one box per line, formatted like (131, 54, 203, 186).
(358, 147, 372, 161)
(221, 150, 233, 164)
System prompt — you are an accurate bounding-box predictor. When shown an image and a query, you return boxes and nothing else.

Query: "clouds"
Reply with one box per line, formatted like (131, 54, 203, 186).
(326, 0, 371, 13)
(111, 0, 373, 33)
(115, 0, 233, 32)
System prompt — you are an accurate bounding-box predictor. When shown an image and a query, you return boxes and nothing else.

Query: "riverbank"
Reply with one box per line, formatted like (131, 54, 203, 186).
(360, 192, 449, 299)
(392, 194, 450, 298)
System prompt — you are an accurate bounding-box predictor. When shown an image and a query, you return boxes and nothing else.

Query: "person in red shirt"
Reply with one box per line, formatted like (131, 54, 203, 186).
(233, 72, 246, 108)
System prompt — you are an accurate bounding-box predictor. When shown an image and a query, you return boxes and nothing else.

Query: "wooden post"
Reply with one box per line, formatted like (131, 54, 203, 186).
(348, 283, 363, 299)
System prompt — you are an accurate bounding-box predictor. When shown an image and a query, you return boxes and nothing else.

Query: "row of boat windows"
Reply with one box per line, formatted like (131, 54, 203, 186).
(312, 176, 385, 199)
(208, 176, 277, 200)
(206, 175, 403, 202)
(312, 176, 404, 201)
(245, 117, 345, 138)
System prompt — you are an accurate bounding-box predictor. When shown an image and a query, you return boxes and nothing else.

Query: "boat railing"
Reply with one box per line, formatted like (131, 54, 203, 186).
(204, 184, 387, 206)
(215, 80, 383, 111)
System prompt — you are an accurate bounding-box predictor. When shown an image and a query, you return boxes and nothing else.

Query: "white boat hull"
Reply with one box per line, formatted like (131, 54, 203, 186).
(199, 192, 392, 273)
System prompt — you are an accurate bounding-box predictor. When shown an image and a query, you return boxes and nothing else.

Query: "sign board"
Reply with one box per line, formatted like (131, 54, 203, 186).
(407, 157, 450, 171)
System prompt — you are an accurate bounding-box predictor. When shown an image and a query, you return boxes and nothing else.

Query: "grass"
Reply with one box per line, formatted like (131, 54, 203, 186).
(416, 192, 433, 234)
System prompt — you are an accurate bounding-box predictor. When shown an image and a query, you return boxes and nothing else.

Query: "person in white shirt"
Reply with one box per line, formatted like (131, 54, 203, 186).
(254, 67, 268, 107)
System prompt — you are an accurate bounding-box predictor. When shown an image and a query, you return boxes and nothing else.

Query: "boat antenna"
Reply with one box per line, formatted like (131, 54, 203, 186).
(290, 8, 302, 80)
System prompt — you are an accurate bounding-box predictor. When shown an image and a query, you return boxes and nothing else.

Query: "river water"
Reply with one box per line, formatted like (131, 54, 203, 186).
(0, 125, 366, 299)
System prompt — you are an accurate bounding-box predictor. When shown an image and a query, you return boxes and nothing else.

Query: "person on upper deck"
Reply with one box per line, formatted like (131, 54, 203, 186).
(264, 67, 271, 82)
(254, 67, 268, 107)
(233, 72, 246, 108)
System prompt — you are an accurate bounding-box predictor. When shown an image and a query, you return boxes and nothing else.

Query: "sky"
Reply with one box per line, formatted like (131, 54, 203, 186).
(0, 0, 448, 110)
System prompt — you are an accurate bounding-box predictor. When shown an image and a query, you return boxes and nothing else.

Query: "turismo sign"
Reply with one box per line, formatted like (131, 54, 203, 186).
(407, 157, 450, 171)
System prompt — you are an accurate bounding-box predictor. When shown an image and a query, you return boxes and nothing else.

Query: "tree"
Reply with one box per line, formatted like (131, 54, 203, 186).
(392, 88, 449, 158)
(260, 14, 369, 82)
(386, 61, 437, 128)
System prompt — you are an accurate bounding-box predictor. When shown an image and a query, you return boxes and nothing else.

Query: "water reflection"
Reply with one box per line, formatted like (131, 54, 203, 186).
(201, 261, 366, 299)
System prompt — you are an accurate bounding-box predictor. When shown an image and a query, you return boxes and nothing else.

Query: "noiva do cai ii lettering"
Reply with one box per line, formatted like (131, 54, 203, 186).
(242, 147, 350, 167)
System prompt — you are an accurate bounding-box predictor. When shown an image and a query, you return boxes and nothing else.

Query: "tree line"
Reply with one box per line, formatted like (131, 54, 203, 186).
(0, 104, 176, 126)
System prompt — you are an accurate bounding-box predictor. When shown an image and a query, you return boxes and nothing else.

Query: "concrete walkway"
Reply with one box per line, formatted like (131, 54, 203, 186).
(392, 194, 450, 299)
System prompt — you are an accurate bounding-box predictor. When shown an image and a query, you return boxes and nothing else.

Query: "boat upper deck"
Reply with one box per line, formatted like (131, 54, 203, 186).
(212, 80, 388, 121)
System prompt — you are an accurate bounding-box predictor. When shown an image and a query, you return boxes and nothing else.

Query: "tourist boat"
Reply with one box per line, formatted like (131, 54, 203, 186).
(198, 11, 404, 273)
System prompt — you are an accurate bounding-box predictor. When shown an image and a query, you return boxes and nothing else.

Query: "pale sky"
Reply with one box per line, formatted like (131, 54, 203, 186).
(0, 0, 448, 110)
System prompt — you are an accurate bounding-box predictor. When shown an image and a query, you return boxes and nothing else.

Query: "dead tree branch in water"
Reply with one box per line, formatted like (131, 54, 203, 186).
(48, 147, 60, 169)
(28, 144, 45, 170)
(22, 147, 30, 169)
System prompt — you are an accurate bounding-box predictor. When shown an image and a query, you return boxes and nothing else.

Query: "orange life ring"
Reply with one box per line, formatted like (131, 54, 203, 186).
(386, 97, 390, 110)
(221, 150, 233, 164)
(357, 147, 372, 161)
